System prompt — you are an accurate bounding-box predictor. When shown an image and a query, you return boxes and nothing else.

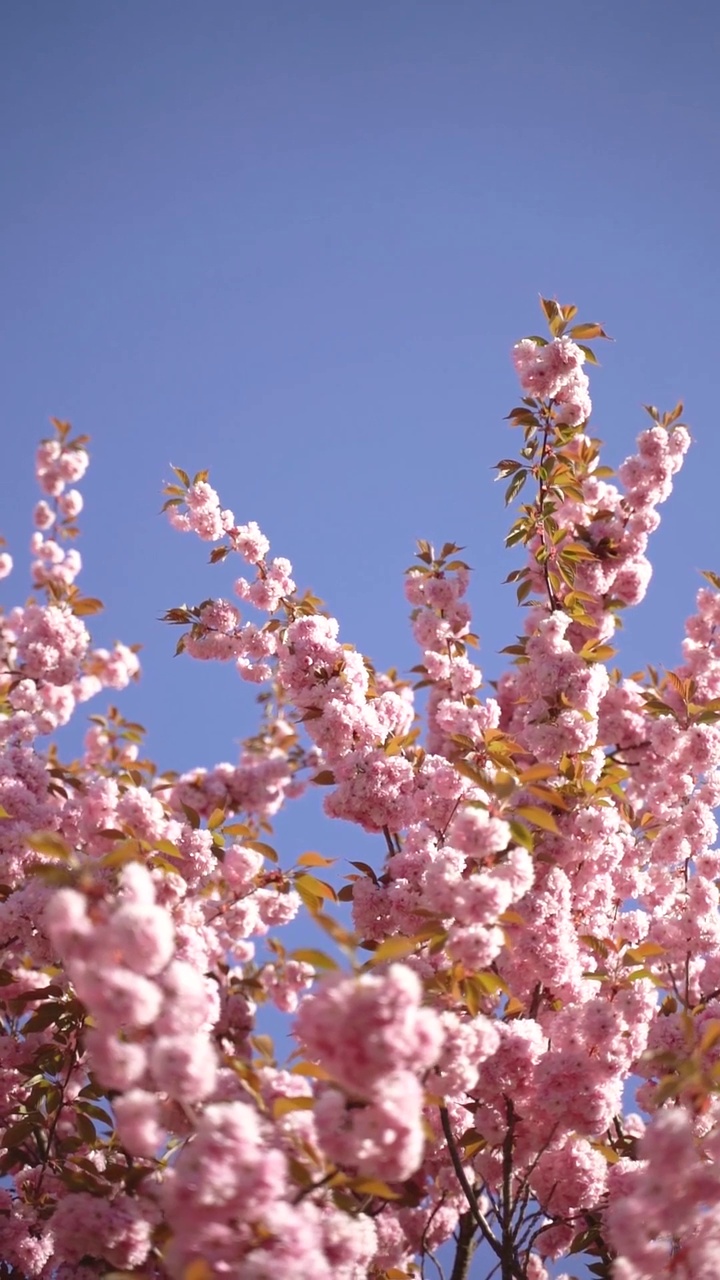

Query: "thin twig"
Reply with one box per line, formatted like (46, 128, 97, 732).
(34, 1034, 77, 1200)
(439, 1106, 502, 1261)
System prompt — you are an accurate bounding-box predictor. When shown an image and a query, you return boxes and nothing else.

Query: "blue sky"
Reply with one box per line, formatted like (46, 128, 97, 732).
(3, 4, 719, 1274)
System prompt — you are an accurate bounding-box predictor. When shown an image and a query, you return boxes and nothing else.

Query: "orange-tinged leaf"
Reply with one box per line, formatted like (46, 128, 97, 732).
(484, 729, 525, 753)
(99, 838, 144, 868)
(207, 808, 226, 830)
(560, 542, 598, 560)
(152, 838, 183, 858)
(72, 597, 104, 617)
(0, 804, 12, 818)
(104, 1274, 151, 1280)
(251, 1033, 275, 1059)
(576, 342, 599, 365)
(515, 806, 559, 834)
(518, 763, 556, 783)
(569, 321, 611, 340)
(297, 851, 335, 868)
(504, 996, 525, 1017)
(365, 929, 440, 966)
(499, 909, 525, 926)
(349, 860, 378, 881)
(591, 1142, 621, 1165)
(471, 970, 509, 996)
(312, 912, 356, 947)
(699, 1021, 720, 1055)
(350, 1177, 402, 1200)
(181, 803, 201, 829)
(290, 948, 338, 971)
(580, 642, 617, 663)
(509, 819, 534, 851)
(26, 831, 73, 860)
(290, 1060, 333, 1080)
(627, 968, 656, 983)
(453, 760, 490, 788)
(247, 840, 278, 863)
(526, 784, 569, 810)
(626, 941, 665, 961)
(294, 874, 337, 903)
(460, 1136, 486, 1159)
(183, 1263, 213, 1280)
(273, 1096, 315, 1118)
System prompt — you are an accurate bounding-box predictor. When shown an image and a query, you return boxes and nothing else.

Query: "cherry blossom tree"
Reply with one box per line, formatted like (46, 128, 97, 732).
(1, 299, 718, 1279)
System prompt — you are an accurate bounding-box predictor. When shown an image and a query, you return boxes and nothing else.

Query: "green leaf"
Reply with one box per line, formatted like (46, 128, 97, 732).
(3, 1116, 40, 1147)
(504, 470, 527, 505)
(509, 820, 534, 850)
(23, 1002, 67, 1033)
(180, 803, 200, 829)
(576, 342, 599, 365)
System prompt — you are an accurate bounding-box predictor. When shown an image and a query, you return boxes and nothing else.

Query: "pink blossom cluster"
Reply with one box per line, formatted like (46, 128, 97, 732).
(513, 334, 591, 426)
(161, 1098, 380, 1278)
(166, 478, 235, 541)
(296, 964, 446, 1181)
(518, 420, 691, 649)
(45, 863, 220, 1112)
(606, 1109, 720, 1278)
(35, 435, 89, 497)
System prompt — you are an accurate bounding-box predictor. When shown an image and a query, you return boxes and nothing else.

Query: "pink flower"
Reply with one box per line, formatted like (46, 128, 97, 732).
(150, 1033, 218, 1102)
(114, 1088, 165, 1156)
(295, 964, 443, 1097)
(231, 520, 270, 563)
(105, 902, 175, 976)
(315, 1072, 426, 1181)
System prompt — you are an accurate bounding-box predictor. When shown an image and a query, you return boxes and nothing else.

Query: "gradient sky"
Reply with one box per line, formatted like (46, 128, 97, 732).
(2, 5, 719, 1271)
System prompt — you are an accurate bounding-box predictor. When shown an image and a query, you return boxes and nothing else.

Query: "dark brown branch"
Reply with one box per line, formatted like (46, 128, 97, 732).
(449, 1211, 478, 1280)
(439, 1106, 502, 1261)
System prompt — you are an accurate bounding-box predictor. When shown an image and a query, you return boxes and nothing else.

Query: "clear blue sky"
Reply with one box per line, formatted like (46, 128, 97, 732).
(3, 5, 719, 1273)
